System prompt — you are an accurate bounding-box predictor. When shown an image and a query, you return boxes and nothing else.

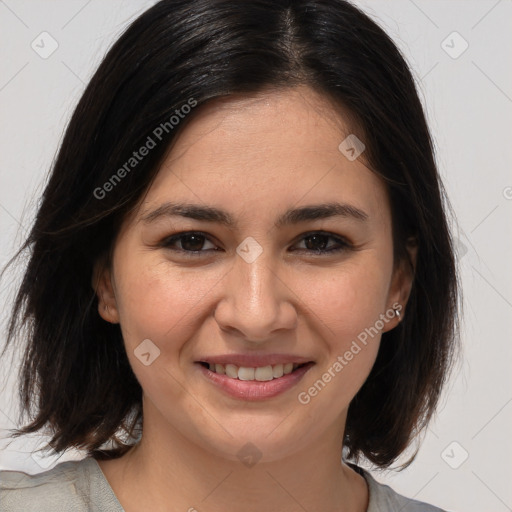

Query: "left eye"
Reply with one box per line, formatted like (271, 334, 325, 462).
(293, 232, 350, 253)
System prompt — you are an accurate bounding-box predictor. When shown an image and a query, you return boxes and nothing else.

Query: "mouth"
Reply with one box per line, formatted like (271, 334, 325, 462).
(194, 354, 315, 400)
(197, 361, 312, 381)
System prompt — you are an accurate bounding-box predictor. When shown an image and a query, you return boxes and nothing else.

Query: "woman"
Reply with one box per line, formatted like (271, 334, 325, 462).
(0, 0, 459, 510)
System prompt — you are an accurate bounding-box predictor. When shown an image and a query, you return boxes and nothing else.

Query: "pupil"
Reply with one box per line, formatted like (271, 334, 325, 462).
(305, 234, 327, 251)
(183, 234, 204, 251)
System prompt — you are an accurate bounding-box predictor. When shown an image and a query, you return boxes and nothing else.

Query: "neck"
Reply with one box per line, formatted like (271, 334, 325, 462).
(97, 407, 368, 512)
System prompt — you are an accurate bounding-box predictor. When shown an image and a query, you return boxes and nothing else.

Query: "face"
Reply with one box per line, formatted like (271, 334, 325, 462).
(95, 86, 414, 463)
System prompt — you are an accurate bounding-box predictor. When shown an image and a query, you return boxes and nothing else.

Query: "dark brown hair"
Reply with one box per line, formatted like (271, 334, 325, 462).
(0, 0, 460, 469)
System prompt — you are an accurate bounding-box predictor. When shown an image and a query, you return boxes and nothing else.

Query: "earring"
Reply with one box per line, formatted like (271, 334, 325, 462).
(394, 306, 401, 321)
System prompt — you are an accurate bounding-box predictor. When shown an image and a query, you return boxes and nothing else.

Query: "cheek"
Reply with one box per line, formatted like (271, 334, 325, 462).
(114, 260, 224, 351)
(301, 256, 391, 342)
(113, 262, 222, 407)
(295, 263, 389, 411)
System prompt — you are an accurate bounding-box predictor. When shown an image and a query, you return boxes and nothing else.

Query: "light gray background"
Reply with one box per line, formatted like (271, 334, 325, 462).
(0, 1, 511, 511)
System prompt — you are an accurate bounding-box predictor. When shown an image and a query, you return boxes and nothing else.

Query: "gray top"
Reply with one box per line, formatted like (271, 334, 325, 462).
(0, 457, 450, 511)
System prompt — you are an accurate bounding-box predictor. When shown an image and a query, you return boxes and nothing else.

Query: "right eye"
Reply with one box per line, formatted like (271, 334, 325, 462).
(160, 231, 219, 256)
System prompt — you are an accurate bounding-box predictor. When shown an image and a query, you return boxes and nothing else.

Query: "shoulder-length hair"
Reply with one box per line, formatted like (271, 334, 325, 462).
(1, 0, 459, 469)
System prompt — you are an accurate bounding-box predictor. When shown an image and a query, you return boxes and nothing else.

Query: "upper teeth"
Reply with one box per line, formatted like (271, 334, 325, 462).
(207, 362, 298, 381)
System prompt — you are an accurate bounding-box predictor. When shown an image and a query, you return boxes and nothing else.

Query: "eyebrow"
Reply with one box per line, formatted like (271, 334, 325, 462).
(139, 201, 369, 228)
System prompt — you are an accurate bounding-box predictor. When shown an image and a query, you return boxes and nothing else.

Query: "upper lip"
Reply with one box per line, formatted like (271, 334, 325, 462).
(196, 354, 314, 367)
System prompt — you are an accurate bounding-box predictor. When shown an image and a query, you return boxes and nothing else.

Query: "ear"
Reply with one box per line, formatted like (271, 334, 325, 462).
(91, 256, 120, 324)
(382, 236, 418, 332)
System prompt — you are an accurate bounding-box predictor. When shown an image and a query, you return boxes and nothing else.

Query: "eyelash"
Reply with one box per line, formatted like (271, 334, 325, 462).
(159, 231, 353, 257)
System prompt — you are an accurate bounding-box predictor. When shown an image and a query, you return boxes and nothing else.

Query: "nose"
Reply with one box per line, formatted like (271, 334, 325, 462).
(213, 243, 298, 343)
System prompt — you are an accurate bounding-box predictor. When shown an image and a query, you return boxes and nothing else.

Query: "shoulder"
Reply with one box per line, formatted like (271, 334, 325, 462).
(349, 464, 452, 512)
(0, 457, 124, 512)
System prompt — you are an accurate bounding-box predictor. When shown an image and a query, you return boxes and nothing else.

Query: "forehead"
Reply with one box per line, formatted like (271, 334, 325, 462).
(129, 86, 390, 229)
(166, 87, 360, 166)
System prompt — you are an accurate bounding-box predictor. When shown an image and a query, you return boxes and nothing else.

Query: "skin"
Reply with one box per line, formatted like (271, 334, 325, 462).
(93, 85, 416, 512)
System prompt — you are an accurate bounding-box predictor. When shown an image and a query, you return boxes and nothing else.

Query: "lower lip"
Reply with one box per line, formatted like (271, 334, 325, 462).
(196, 363, 314, 401)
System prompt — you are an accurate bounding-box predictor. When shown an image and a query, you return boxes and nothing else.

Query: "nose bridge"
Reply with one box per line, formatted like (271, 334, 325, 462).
(240, 246, 277, 310)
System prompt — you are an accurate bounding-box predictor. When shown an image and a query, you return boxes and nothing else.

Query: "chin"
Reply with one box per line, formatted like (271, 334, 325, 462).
(191, 415, 315, 465)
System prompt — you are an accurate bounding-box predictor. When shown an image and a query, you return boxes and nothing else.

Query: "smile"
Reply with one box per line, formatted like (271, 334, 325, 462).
(195, 359, 315, 400)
